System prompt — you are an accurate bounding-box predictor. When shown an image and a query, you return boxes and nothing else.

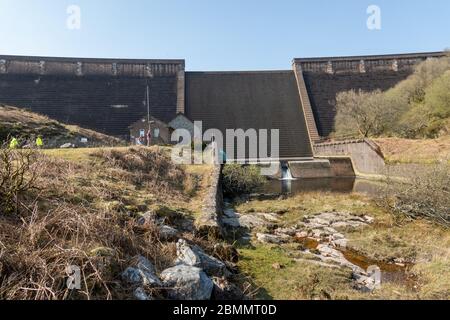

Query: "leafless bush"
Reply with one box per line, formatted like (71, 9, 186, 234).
(381, 163, 450, 227)
(0, 148, 182, 300)
(0, 146, 41, 214)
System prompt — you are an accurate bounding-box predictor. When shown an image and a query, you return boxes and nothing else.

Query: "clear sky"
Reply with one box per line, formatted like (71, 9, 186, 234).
(0, 0, 448, 71)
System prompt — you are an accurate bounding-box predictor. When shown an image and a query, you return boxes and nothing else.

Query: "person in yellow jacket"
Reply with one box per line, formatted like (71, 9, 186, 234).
(9, 137, 19, 149)
(36, 135, 44, 149)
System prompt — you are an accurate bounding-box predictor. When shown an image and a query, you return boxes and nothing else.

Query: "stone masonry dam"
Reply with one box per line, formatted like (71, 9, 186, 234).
(0, 51, 446, 161)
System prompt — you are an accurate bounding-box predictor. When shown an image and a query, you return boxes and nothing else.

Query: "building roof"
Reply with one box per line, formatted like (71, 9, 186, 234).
(185, 71, 314, 160)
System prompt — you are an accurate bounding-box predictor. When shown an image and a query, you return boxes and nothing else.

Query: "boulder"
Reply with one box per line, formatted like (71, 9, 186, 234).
(295, 231, 309, 239)
(238, 214, 270, 229)
(133, 287, 153, 300)
(274, 227, 297, 236)
(176, 239, 202, 266)
(160, 265, 213, 300)
(121, 256, 162, 287)
(176, 239, 228, 277)
(256, 233, 290, 244)
(223, 208, 238, 219)
(159, 225, 179, 241)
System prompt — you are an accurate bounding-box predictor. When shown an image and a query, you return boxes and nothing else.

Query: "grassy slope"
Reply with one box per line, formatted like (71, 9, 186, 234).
(375, 136, 450, 164)
(0, 146, 215, 299)
(235, 192, 450, 300)
(43, 146, 214, 220)
(0, 105, 124, 147)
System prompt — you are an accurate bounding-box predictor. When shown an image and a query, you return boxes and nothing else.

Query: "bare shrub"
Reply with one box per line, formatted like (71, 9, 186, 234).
(0, 148, 183, 300)
(0, 147, 41, 214)
(381, 163, 450, 227)
(334, 89, 391, 138)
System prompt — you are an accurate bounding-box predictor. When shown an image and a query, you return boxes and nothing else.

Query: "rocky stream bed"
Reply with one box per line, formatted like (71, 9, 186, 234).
(221, 202, 413, 293)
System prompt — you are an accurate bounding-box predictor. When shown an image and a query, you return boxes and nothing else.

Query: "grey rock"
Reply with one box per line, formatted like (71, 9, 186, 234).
(331, 221, 352, 229)
(332, 238, 348, 248)
(238, 214, 268, 229)
(121, 256, 162, 287)
(311, 229, 326, 238)
(60, 143, 75, 149)
(353, 272, 378, 292)
(194, 247, 229, 277)
(121, 267, 142, 284)
(260, 213, 280, 222)
(176, 239, 228, 277)
(309, 217, 330, 226)
(176, 239, 202, 266)
(134, 287, 153, 300)
(316, 245, 365, 273)
(295, 231, 309, 238)
(159, 225, 179, 241)
(256, 233, 290, 244)
(274, 227, 297, 236)
(160, 265, 213, 300)
(135, 255, 156, 274)
(223, 208, 238, 218)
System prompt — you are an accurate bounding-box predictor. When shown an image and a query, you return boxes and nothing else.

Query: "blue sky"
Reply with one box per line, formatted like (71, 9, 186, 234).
(0, 0, 448, 70)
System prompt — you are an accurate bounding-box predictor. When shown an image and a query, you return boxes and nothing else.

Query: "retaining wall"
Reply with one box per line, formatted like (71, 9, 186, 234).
(314, 139, 385, 175)
(195, 164, 223, 238)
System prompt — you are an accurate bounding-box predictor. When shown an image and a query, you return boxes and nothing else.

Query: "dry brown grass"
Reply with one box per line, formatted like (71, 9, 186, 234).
(375, 136, 450, 164)
(0, 146, 207, 300)
(380, 162, 450, 227)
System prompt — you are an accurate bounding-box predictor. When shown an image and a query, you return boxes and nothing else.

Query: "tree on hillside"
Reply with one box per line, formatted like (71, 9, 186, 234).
(334, 89, 389, 138)
(334, 56, 450, 139)
(400, 70, 450, 138)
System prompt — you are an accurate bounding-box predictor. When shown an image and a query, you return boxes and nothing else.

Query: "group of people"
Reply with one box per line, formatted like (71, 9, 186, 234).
(135, 129, 152, 146)
(8, 135, 44, 149)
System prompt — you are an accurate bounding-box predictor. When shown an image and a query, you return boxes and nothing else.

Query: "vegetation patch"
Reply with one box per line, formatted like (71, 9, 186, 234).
(334, 55, 450, 139)
(0, 146, 209, 299)
(222, 164, 267, 197)
(234, 191, 450, 300)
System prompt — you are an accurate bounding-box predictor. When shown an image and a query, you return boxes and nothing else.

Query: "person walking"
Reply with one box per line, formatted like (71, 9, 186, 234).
(9, 137, 19, 149)
(36, 135, 43, 149)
